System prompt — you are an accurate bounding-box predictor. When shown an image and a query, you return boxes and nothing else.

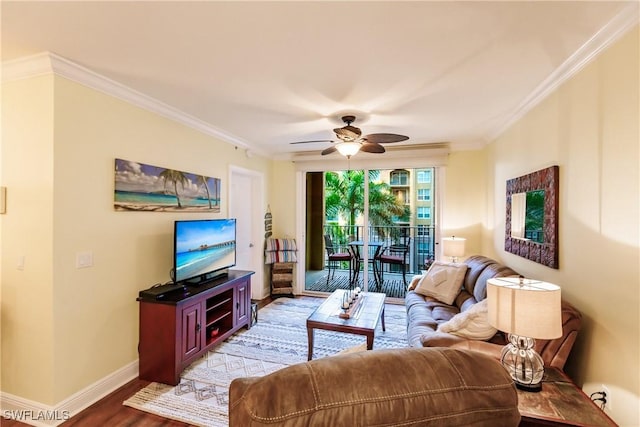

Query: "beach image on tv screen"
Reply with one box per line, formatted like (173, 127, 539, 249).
(175, 219, 236, 282)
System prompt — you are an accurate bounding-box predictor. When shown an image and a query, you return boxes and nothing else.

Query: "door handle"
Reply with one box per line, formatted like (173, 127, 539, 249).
(249, 243, 254, 247)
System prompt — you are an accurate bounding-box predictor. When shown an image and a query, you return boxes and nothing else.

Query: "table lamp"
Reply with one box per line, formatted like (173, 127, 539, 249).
(442, 236, 465, 262)
(487, 277, 562, 392)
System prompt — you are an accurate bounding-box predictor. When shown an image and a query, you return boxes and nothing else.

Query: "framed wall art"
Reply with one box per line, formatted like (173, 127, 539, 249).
(114, 158, 221, 212)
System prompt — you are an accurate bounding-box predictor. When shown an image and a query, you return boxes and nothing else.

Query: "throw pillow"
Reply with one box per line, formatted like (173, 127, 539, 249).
(437, 299, 497, 340)
(414, 261, 467, 305)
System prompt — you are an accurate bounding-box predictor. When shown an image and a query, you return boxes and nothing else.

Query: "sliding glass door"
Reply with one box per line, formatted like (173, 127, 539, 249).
(303, 166, 437, 301)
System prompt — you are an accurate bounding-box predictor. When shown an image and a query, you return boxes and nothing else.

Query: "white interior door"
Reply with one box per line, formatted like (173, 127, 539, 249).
(229, 166, 265, 300)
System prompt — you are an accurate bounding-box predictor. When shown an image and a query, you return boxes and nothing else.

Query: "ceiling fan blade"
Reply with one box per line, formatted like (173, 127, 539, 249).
(321, 146, 338, 155)
(360, 142, 385, 154)
(289, 139, 334, 145)
(363, 133, 409, 144)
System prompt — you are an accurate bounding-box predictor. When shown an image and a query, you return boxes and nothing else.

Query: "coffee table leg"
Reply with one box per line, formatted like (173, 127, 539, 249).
(307, 327, 314, 360)
(366, 333, 374, 350)
(381, 306, 386, 332)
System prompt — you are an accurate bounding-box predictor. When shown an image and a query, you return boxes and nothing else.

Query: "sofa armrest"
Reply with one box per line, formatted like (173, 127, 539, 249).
(420, 331, 468, 347)
(421, 332, 505, 362)
(445, 340, 505, 361)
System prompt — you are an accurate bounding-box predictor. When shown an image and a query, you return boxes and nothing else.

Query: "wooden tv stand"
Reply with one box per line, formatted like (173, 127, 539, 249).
(137, 270, 254, 385)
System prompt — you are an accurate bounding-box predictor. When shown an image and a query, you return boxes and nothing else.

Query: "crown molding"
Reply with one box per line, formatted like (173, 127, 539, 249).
(2, 52, 54, 81)
(486, 2, 639, 143)
(2, 52, 272, 157)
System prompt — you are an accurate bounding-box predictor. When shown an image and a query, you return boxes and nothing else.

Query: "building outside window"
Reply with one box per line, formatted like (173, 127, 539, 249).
(417, 225, 430, 236)
(417, 188, 431, 201)
(390, 170, 409, 186)
(417, 206, 431, 219)
(393, 189, 409, 205)
(417, 169, 432, 184)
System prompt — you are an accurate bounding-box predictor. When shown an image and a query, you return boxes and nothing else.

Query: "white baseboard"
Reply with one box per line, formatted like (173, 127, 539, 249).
(1, 360, 139, 426)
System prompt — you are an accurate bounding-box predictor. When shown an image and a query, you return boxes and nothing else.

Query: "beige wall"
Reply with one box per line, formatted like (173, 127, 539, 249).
(1, 75, 56, 404)
(440, 150, 488, 258)
(485, 27, 639, 424)
(269, 160, 297, 239)
(1, 75, 271, 404)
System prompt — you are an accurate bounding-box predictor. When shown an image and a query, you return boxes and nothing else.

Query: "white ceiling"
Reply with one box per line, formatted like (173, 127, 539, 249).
(2, 1, 638, 160)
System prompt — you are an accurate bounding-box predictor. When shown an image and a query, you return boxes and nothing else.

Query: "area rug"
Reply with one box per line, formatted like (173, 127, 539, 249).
(123, 296, 408, 426)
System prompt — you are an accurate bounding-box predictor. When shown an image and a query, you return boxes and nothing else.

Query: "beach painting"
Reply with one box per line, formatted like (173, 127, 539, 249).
(114, 158, 221, 212)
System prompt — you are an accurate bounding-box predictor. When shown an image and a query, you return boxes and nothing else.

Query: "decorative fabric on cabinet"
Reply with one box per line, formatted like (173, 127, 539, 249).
(264, 238, 298, 264)
(265, 238, 297, 297)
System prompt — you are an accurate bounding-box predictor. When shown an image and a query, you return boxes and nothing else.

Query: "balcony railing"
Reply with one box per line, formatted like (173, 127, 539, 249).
(324, 224, 436, 275)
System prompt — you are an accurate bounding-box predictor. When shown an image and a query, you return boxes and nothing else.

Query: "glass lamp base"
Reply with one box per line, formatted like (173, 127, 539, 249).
(501, 334, 545, 393)
(515, 380, 542, 392)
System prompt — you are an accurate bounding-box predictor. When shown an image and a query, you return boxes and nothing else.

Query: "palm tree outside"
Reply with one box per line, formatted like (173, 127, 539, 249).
(324, 170, 409, 243)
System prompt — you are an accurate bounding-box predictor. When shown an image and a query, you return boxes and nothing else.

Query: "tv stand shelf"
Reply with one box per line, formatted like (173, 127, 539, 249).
(137, 270, 253, 385)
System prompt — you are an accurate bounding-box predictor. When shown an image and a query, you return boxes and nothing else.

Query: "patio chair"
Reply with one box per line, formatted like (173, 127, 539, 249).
(324, 235, 353, 287)
(375, 236, 411, 288)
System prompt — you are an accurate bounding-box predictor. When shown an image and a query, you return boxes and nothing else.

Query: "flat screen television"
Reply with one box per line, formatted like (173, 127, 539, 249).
(173, 218, 236, 285)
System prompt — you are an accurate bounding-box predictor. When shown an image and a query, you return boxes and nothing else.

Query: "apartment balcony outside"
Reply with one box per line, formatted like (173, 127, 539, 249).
(304, 224, 436, 299)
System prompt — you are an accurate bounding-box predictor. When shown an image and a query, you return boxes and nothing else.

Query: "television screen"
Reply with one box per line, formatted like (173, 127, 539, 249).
(174, 218, 236, 284)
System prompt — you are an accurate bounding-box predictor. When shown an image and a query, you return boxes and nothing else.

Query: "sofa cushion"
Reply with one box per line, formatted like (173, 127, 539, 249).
(437, 299, 497, 340)
(414, 262, 468, 305)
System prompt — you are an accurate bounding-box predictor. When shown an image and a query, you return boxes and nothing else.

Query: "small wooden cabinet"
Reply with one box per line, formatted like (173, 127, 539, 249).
(271, 262, 294, 296)
(138, 270, 253, 385)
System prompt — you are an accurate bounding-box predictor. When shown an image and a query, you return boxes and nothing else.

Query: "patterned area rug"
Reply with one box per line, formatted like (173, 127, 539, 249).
(123, 296, 408, 426)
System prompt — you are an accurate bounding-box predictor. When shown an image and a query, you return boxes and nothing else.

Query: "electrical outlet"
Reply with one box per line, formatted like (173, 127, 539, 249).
(602, 384, 612, 411)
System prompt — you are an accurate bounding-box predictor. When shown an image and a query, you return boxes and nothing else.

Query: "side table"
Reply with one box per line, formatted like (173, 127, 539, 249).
(518, 368, 618, 426)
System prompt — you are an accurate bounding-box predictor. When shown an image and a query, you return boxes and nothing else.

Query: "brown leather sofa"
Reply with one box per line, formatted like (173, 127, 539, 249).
(229, 347, 520, 426)
(406, 255, 582, 370)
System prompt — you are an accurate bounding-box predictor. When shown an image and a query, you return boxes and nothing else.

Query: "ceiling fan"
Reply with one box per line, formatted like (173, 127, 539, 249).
(290, 115, 409, 158)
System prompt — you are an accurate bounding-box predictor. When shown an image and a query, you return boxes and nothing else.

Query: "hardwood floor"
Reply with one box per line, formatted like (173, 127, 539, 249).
(2, 378, 189, 427)
(2, 297, 277, 427)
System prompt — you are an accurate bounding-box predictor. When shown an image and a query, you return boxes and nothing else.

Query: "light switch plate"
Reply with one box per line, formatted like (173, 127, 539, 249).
(76, 251, 93, 268)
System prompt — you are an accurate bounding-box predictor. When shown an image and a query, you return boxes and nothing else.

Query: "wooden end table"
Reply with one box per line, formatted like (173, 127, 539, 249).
(306, 289, 386, 360)
(518, 367, 618, 426)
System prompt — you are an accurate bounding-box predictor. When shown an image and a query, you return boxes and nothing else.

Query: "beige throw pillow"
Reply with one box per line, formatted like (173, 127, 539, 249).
(414, 261, 467, 305)
(437, 299, 497, 340)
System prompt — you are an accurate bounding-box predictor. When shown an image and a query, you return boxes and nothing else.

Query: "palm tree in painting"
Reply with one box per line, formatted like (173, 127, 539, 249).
(159, 169, 188, 208)
(212, 177, 220, 208)
(197, 175, 213, 209)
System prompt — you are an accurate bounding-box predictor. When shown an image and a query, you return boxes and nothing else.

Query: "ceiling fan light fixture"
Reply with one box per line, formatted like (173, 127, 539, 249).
(335, 141, 361, 158)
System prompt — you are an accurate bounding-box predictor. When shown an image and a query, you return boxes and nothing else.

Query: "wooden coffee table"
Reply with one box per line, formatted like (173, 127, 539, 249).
(306, 289, 386, 360)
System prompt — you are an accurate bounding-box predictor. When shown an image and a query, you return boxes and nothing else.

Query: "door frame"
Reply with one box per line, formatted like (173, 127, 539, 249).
(229, 165, 266, 300)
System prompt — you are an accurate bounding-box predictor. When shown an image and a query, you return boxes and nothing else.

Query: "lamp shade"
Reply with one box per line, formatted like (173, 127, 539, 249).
(487, 277, 562, 339)
(442, 236, 466, 258)
(335, 142, 361, 158)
